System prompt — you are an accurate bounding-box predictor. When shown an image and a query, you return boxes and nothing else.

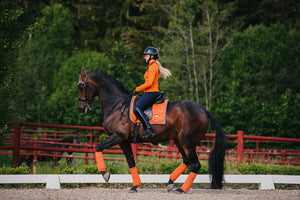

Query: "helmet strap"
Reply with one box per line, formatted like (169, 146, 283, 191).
(146, 55, 155, 63)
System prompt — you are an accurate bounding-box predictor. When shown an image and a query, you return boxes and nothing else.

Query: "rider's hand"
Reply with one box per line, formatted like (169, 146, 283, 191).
(132, 90, 137, 95)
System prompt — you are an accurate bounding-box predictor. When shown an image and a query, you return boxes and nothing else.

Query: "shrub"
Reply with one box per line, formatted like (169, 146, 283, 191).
(82, 165, 100, 174)
(238, 163, 300, 175)
(0, 166, 30, 174)
(159, 162, 182, 174)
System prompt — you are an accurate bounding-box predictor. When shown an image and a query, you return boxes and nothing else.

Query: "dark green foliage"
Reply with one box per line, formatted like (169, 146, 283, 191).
(46, 42, 141, 126)
(12, 3, 74, 123)
(238, 163, 300, 175)
(1, 1, 299, 141)
(211, 24, 300, 137)
(83, 165, 101, 174)
(0, 166, 30, 174)
(0, 0, 45, 130)
(159, 162, 183, 174)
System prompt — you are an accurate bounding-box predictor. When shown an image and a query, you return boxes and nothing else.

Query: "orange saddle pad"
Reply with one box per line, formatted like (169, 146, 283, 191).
(130, 95, 168, 125)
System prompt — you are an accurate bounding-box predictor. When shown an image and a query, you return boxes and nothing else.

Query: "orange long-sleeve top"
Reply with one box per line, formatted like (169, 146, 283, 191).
(135, 60, 159, 93)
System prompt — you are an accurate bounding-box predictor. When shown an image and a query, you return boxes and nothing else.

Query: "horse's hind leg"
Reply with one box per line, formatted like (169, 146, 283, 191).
(175, 151, 200, 193)
(166, 139, 189, 192)
(119, 142, 141, 193)
(171, 143, 200, 194)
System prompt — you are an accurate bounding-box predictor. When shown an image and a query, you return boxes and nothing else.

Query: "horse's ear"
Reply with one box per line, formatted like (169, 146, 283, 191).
(80, 67, 86, 79)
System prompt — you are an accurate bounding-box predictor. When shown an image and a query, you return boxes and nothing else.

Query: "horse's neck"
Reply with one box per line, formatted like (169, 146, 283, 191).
(91, 73, 129, 118)
(98, 88, 128, 116)
(98, 83, 126, 100)
(100, 95, 128, 119)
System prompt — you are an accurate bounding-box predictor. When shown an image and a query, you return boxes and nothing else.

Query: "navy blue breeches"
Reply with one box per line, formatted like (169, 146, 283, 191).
(134, 92, 159, 111)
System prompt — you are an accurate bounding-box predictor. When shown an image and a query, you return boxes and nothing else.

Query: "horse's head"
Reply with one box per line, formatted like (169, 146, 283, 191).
(77, 67, 98, 113)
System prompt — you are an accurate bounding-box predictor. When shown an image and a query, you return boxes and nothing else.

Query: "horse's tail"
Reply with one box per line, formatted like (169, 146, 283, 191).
(206, 110, 226, 189)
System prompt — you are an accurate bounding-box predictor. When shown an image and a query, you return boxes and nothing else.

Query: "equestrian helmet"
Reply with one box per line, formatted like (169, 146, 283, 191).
(143, 47, 159, 59)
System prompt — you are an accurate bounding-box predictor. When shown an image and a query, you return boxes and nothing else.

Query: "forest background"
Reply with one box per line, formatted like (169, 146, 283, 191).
(1, 0, 299, 140)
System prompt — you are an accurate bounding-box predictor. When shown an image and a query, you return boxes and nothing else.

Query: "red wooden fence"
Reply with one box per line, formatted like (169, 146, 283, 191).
(1, 122, 299, 168)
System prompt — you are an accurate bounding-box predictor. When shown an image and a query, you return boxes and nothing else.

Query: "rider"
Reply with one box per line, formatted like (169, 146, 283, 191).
(133, 47, 171, 139)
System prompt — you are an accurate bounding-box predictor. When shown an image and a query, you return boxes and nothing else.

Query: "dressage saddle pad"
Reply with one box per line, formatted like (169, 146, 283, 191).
(129, 94, 168, 125)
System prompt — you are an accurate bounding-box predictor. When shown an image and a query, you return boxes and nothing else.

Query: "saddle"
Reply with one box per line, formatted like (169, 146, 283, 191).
(130, 92, 168, 125)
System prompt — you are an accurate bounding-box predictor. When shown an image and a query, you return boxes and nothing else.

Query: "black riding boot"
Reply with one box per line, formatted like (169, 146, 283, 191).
(134, 107, 155, 139)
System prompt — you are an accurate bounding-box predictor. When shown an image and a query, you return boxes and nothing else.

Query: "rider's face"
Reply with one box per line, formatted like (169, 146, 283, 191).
(144, 54, 151, 62)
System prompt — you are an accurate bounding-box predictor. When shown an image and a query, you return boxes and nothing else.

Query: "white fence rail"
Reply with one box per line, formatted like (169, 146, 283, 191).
(0, 174, 299, 190)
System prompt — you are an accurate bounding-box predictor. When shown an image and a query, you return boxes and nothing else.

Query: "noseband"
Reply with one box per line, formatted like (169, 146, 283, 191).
(78, 77, 99, 112)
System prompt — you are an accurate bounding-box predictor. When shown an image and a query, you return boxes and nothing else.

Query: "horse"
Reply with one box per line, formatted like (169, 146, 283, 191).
(77, 67, 226, 193)
(19, 136, 81, 167)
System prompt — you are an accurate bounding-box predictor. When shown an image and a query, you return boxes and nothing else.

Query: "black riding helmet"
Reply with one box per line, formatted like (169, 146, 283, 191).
(143, 47, 159, 60)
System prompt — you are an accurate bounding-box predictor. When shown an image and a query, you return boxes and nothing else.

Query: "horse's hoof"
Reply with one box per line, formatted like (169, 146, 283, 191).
(166, 184, 174, 192)
(173, 188, 184, 194)
(130, 186, 138, 193)
(102, 171, 111, 183)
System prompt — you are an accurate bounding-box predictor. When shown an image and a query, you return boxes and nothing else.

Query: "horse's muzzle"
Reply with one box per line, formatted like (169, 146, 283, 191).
(79, 104, 90, 113)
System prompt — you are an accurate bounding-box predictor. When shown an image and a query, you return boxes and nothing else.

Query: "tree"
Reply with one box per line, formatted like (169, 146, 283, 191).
(47, 51, 109, 126)
(12, 4, 74, 122)
(159, 0, 233, 106)
(0, 0, 45, 131)
(211, 24, 300, 136)
(197, 0, 233, 107)
(47, 43, 140, 126)
(220, 0, 300, 31)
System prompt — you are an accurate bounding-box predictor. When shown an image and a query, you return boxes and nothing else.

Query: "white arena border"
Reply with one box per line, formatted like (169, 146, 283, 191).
(0, 174, 299, 190)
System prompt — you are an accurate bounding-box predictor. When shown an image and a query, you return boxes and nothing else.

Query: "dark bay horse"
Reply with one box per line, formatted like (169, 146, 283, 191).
(20, 136, 80, 167)
(78, 67, 225, 193)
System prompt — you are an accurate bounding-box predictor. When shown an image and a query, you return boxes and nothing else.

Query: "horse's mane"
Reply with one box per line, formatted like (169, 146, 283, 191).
(88, 72, 130, 94)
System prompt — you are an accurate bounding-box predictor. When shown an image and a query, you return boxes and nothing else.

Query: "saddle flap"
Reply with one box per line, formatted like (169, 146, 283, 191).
(130, 95, 168, 125)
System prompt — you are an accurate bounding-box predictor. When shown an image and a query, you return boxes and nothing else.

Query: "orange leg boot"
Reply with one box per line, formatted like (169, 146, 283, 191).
(167, 163, 188, 192)
(130, 167, 141, 192)
(176, 172, 197, 193)
(95, 152, 110, 183)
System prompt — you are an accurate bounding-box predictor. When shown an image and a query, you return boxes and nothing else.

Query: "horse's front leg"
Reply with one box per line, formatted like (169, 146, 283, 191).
(95, 134, 125, 183)
(119, 142, 141, 193)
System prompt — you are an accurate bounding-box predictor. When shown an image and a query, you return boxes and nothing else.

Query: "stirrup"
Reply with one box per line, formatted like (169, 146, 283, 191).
(142, 128, 155, 139)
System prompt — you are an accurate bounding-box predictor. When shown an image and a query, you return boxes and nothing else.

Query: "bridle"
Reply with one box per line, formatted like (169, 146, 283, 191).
(78, 77, 99, 112)
(78, 77, 131, 113)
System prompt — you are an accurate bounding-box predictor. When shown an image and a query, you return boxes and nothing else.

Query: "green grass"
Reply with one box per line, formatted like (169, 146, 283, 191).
(1, 153, 299, 176)
(0, 153, 13, 167)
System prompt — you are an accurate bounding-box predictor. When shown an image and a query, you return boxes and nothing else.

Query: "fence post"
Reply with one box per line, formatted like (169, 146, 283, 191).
(237, 131, 244, 166)
(281, 150, 286, 164)
(85, 133, 93, 165)
(93, 144, 96, 165)
(85, 146, 89, 165)
(12, 123, 21, 168)
(44, 130, 47, 141)
(33, 138, 38, 174)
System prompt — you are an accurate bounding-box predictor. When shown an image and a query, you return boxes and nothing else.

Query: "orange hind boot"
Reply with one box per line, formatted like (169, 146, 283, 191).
(180, 172, 197, 193)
